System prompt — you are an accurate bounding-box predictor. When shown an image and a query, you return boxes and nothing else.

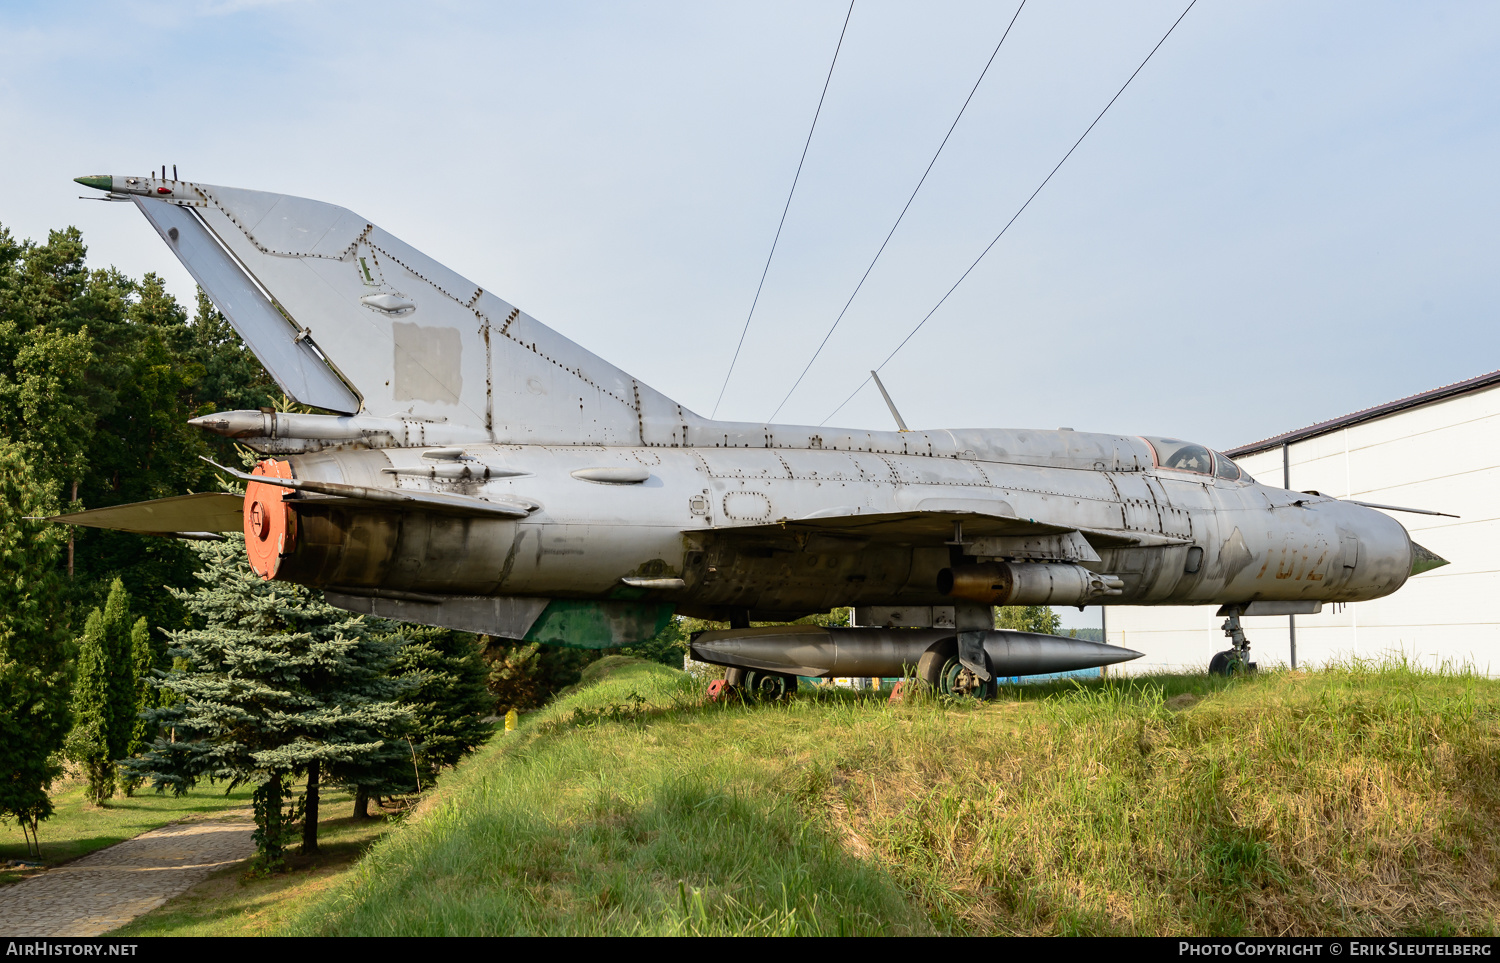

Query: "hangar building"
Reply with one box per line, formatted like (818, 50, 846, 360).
(1105, 370, 1500, 674)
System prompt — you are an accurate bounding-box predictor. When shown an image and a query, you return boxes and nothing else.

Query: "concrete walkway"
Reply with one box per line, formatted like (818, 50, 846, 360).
(0, 814, 255, 936)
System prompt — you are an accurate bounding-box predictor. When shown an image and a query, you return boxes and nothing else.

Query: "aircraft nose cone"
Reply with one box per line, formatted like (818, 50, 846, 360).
(1409, 541, 1449, 576)
(74, 175, 112, 191)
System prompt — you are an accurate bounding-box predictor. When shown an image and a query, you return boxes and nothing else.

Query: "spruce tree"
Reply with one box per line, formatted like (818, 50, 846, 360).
(0, 444, 70, 856)
(337, 626, 493, 818)
(127, 535, 412, 864)
(395, 627, 492, 779)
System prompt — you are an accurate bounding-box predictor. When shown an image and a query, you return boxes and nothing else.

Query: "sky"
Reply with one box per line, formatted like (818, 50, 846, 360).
(2, 0, 1497, 452)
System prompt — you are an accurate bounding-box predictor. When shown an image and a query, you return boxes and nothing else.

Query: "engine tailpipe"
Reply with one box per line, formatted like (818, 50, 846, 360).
(690, 625, 1142, 679)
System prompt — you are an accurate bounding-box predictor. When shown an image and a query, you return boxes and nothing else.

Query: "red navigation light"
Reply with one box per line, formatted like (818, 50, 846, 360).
(156, 187, 172, 194)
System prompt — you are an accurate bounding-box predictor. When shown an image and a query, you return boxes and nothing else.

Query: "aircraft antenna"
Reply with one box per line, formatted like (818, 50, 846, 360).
(766, 1, 1028, 423)
(710, 1, 854, 420)
(820, 0, 1199, 427)
(870, 370, 909, 431)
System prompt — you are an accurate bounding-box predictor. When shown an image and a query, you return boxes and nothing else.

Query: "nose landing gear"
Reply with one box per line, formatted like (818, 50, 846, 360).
(1210, 609, 1258, 677)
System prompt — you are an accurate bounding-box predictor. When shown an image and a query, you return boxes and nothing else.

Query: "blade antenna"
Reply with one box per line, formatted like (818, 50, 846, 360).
(710, 1, 855, 420)
(870, 370, 908, 431)
(767, 1, 1028, 422)
(820, 0, 1198, 427)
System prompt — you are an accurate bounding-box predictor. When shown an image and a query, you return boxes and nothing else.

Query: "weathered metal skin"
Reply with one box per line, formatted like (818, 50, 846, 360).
(261, 437, 1417, 618)
(68, 174, 1440, 660)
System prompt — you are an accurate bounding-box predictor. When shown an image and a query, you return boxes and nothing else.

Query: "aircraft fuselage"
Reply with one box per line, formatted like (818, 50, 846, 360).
(270, 432, 1414, 621)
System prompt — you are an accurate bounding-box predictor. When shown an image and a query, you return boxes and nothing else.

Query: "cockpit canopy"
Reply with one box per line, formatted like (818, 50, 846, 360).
(1143, 437, 1253, 483)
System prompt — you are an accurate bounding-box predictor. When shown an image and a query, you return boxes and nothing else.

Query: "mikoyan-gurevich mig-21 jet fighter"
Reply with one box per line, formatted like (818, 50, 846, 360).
(57, 173, 1450, 698)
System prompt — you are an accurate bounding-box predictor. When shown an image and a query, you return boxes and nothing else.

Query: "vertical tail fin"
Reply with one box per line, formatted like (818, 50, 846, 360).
(102, 174, 700, 445)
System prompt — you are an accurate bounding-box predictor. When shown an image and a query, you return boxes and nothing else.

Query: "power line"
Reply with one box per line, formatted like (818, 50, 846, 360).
(820, 0, 1198, 427)
(710, 1, 855, 420)
(768, 1, 1027, 423)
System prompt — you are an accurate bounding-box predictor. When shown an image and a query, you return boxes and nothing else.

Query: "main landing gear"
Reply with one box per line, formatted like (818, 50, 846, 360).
(915, 639, 998, 700)
(709, 666, 798, 702)
(950, 603, 999, 699)
(1209, 609, 1258, 677)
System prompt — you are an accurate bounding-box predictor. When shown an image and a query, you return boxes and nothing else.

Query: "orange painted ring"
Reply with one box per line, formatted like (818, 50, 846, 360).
(243, 459, 296, 580)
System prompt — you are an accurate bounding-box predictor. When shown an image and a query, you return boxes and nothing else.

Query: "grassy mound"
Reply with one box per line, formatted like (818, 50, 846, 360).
(281, 659, 921, 935)
(280, 658, 1500, 936)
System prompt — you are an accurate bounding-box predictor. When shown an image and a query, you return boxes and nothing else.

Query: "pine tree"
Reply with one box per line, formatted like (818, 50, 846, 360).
(0, 443, 70, 857)
(126, 535, 412, 865)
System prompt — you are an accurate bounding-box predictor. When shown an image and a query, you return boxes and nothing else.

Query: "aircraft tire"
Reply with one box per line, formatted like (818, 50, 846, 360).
(929, 654, 984, 698)
(1208, 650, 1252, 677)
(916, 645, 952, 691)
(742, 670, 796, 702)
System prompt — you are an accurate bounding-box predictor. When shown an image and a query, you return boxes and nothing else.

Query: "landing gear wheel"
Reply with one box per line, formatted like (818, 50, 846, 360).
(938, 656, 985, 698)
(742, 670, 797, 702)
(918, 643, 993, 699)
(712, 666, 748, 700)
(916, 647, 948, 692)
(1208, 650, 1256, 677)
(1212, 611, 1258, 677)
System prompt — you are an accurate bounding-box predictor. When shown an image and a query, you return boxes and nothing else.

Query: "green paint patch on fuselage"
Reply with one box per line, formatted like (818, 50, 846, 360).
(522, 599, 674, 649)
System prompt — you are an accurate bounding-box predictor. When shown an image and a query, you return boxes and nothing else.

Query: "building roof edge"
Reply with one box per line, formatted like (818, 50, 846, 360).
(1226, 369, 1500, 458)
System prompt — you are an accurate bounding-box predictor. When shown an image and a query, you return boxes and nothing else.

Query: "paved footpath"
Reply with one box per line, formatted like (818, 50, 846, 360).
(0, 814, 255, 937)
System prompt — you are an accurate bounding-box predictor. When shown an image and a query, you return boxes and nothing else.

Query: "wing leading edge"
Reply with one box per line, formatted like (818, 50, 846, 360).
(46, 492, 245, 537)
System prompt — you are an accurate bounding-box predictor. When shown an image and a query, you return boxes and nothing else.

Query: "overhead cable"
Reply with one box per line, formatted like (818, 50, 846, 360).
(768, 1, 1027, 423)
(710, 1, 855, 419)
(820, 0, 1198, 427)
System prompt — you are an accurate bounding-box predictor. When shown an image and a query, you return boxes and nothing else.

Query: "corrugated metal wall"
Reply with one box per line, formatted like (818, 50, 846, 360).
(1106, 383, 1500, 674)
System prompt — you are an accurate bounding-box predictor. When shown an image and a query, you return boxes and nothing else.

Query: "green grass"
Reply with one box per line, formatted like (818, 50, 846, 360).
(112, 786, 393, 937)
(132, 655, 1500, 936)
(279, 662, 925, 935)
(1, 779, 254, 885)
